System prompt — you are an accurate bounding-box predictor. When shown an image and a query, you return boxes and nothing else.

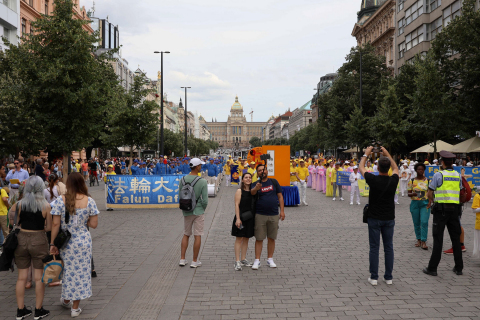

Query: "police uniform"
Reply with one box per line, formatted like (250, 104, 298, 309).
(423, 151, 463, 276)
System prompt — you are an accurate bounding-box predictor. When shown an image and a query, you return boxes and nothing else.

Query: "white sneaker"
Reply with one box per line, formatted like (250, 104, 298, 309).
(61, 298, 72, 309)
(71, 308, 82, 318)
(357, 202, 361, 205)
(266, 259, 277, 268)
(350, 202, 353, 205)
(383, 277, 393, 285)
(340, 197, 344, 201)
(234, 261, 242, 271)
(368, 278, 378, 286)
(395, 201, 400, 205)
(252, 260, 260, 270)
(332, 198, 336, 201)
(179, 259, 187, 266)
(190, 261, 202, 268)
(304, 202, 308, 206)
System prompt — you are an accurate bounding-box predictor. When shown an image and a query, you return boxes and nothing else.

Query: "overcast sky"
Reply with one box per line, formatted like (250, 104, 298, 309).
(84, 0, 360, 122)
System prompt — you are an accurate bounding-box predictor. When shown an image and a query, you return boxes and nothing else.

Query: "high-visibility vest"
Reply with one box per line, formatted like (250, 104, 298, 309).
(434, 169, 461, 204)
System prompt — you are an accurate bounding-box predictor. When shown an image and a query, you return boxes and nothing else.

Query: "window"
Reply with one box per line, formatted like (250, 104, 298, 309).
(398, 0, 404, 12)
(427, 17, 442, 40)
(427, 0, 441, 12)
(21, 18, 26, 35)
(405, 26, 424, 51)
(3, 27, 9, 41)
(405, 0, 424, 26)
(28, 0, 33, 6)
(443, 0, 461, 26)
(399, 42, 405, 59)
(398, 18, 405, 35)
(45, 0, 48, 14)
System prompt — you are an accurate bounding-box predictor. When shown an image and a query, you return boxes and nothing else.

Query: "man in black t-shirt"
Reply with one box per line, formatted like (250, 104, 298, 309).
(250, 163, 285, 270)
(359, 147, 399, 286)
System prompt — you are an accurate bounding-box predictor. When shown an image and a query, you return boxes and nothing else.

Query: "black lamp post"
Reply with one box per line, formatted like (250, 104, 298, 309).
(153, 51, 170, 156)
(181, 86, 191, 156)
(359, 50, 363, 109)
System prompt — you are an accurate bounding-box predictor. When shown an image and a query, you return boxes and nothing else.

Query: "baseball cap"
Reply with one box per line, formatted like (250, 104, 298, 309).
(250, 161, 255, 165)
(190, 158, 205, 167)
(353, 165, 358, 169)
(108, 164, 113, 168)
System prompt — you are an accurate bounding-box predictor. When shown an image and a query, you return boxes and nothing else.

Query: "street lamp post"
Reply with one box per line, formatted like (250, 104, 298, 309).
(359, 50, 363, 110)
(181, 86, 191, 157)
(154, 51, 170, 156)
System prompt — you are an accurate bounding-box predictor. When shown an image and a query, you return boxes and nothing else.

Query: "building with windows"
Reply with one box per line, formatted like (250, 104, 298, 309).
(269, 111, 292, 140)
(199, 96, 267, 148)
(289, 101, 312, 138)
(0, 0, 20, 51)
(20, 0, 93, 38)
(395, 0, 465, 73)
(311, 73, 337, 123)
(262, 115, 276, 142)
(352, 0, 396, 69)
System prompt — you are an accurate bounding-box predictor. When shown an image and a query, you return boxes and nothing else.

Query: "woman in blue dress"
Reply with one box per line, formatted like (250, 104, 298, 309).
(50, 173, 99, 318)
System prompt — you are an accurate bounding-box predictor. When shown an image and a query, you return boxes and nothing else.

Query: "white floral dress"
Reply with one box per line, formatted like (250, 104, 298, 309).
(51, 196, 99, 301)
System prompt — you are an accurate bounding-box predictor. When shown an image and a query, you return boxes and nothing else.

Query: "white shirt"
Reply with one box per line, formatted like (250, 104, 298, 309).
(400, 167, 411, 181)
(44, 186, 59, 203)
(373, 165, 378, 172)
(349, 172, 362, 187)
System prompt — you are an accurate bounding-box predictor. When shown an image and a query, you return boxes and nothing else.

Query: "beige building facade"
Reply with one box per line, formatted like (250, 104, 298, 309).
(200, 96, 266, 149)
(352, 0, 396, 69)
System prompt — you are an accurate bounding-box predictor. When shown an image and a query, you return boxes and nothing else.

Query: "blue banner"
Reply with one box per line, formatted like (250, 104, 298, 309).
(231, 165, 239, 185)
(106, 175, 185, 208)
(426, 166, 480, 189)
(336, 171, 378, 186)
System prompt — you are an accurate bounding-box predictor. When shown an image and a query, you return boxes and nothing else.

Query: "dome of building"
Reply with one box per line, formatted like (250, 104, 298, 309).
(231, 96, 242, 110)
(357, 0, 387, 23)
(360, 0, 386, 10)
(199, 114, 205, 121)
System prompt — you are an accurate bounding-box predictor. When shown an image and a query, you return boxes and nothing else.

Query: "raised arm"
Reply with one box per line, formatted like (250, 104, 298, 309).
(359, 146, 373, 177)
(380, 147, 398, 176)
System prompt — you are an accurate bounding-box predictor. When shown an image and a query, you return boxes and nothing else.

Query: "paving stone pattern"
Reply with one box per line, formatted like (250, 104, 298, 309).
(1, 182, 480, 320)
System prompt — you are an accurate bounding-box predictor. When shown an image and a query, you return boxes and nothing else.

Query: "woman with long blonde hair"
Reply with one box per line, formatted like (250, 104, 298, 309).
(50, 173, 99, 318)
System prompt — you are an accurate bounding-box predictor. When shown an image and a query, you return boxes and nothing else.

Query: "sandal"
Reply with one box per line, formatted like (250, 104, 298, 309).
(421, 241, 428, 250)
(415, 240, 421, 247)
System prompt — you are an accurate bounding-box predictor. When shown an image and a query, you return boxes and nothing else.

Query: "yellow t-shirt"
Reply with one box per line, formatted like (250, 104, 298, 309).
(331, 167, 343, 182)
(290, 166, 298, 182)
(223, 164, 231, 175)
(75, 163, 81, 172)
(407, 177, 429, 201)
(247, 167, 258, 183)
(296, 167, 309, 180)
(0, 188, 9, 216)
(472, 194, 480, 230)
(104, 171, 116, 182)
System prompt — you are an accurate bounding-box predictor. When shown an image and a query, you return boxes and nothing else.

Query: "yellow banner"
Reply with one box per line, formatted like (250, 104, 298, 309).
(358, 180, 370, 197)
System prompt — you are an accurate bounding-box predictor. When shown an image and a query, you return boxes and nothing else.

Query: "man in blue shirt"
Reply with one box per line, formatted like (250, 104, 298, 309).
(205, 159, 218, 185)
(6, 159, 30, 200)
(250, 163, 285, 270)
(130, 160, 139, 175)
(121, 158, 126, 174)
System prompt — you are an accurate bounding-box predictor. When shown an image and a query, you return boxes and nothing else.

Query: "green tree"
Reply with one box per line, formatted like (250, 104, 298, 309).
(369, 85, 408, 151)
(409, 53, 457, 157)
(344, 105, 372, 157)
(0, 0, 122, 177)
(430, 0, 480, 136)
(249, 137, 262, 147)
(107, 75, 159, 165)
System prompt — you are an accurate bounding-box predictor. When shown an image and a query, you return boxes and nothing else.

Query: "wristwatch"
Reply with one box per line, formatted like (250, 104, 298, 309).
(362, 154, 368, 158)
(49, 244, 56, 247)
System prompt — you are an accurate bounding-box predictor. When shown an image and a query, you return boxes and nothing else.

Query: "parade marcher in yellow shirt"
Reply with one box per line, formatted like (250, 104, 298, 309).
(104, 164, 116, 182)
(247, 161, 258, 183)
(295, 159, 309, 206)
(290, 159, 298, 186)
(224, 160, 232, 187)
(326, 160, 334, 197)
(332, 162, 344, 201)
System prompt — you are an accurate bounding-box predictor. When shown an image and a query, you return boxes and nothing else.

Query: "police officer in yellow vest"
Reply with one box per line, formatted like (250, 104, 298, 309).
(423, 151, 463, 276)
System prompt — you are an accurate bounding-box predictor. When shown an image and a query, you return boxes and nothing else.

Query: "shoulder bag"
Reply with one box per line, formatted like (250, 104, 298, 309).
(53, 208, 71, 249)
(0, 203, 20, 272)
(363, 177, 392, 223)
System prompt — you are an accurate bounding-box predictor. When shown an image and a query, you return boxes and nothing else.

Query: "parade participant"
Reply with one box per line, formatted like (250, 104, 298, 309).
(6, 158, 29, 199)
(289, 159, 297, 186)
(359, 147, 399, 286)
(179, 158, 208, 268)
(326, 161, 334, 196)
(408, 162, 430, 250)
(423, 151, 463, 276)
(307, 161, 314, 188)
(251, 164, 285, 270)
(247, 161, 258, 183)
(130, 160, 139, 175)
(205, 158, 218, 185)
(372, 160, 378, 172)
(0, 185, 9, 244)
(400, 162, 411, 197)
(155, 157, 167, 175)
(121, 158, 126, 174)
(472, 192, 480, 259)
(332, 162, 343, 201)
(295, 159, 309, 206)
(224, 160, 232, 186)
(349, 166, 361, 205)
(237, 158, 244, 179)
(232, 172, 255, 271)
(104, 165, 116, 183)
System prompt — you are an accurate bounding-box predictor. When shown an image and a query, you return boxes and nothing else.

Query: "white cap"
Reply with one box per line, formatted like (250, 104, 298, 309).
(353, 165, 358, 169)
(453, 164, 457, 166)
(345, 161, 350, 164)
(433, 159, 438, 163)
(189, 158, 205, 167)
(467, 162, 473, 167)
(374, 160, 378, 163)
(403, 162, 408, 166)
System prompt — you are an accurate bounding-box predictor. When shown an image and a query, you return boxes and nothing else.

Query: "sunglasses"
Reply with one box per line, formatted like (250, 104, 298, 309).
(14, 162, 19, 165)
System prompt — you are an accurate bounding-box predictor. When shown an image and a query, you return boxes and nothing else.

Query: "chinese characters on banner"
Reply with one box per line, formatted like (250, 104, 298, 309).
(106, 175, 185, 208)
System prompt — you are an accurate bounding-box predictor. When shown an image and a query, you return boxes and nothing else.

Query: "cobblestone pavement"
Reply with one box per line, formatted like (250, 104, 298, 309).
(1, 181, 480, 320)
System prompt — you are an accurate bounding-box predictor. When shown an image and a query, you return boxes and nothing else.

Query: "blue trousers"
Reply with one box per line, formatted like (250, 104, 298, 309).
(368, 218, 395, 280)
(410, 200, 430, 242)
